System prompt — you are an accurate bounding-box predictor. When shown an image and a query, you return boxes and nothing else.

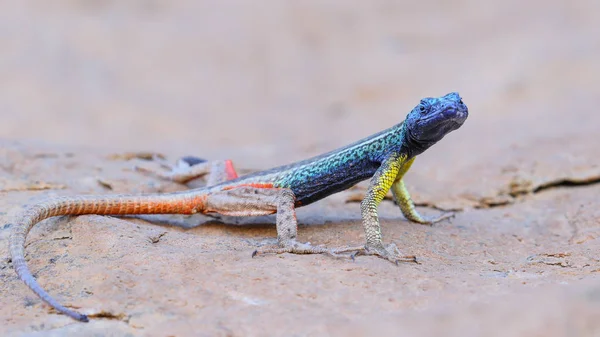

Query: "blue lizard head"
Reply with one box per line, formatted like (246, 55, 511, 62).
(404, 92, 468, 146)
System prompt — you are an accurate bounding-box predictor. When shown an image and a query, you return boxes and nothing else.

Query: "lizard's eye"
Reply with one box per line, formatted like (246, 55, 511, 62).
(418, 99, 430, 114)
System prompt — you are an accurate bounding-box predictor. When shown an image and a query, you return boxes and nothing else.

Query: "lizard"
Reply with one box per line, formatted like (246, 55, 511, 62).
(8, 92, 468, 322)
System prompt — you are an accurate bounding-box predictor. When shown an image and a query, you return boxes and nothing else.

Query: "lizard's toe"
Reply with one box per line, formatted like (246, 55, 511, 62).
(359, 243, 418, 264)
(253, 241, 350, 259)
(430, 211, 455, 224)
(415, 211, 455, 226)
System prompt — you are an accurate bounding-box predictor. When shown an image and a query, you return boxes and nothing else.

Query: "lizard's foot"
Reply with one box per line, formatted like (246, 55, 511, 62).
(342, 243, 418, 265)
(141, 154, 207, 170)
(134, 165, 185, 182)
(413, 211, 455, 226)
(134, 156, 212, 184)
(252, 240, 349, 259)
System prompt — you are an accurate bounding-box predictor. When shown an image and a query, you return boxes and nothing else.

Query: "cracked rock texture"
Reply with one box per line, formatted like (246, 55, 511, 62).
(1, 1, 600, 336)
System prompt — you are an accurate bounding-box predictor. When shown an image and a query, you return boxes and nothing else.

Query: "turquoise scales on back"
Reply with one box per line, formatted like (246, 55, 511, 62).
(269, 124, 407, 205)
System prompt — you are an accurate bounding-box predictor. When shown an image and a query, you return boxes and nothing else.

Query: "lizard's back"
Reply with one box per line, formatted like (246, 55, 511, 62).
(212, 123, 404, 205)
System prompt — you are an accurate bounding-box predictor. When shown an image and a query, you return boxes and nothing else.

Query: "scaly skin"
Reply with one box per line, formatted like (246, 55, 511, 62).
(8, 92, 468, 322)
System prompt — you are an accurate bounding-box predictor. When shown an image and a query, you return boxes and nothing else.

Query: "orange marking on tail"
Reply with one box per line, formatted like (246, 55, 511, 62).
(224, 160, 239, 180)
(222, 183, 274, 191)
(192, 194, 208, 214)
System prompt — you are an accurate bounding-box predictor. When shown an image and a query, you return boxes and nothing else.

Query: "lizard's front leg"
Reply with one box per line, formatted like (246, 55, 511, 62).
(391, 157, 454, 225)
(354, 155, 417, 264)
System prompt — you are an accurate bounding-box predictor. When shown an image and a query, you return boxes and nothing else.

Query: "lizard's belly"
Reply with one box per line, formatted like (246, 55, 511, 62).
(282, 162, 379, 206)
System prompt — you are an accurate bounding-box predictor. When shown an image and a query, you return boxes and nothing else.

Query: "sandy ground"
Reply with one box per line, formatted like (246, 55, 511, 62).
(1, 1, 600, 336)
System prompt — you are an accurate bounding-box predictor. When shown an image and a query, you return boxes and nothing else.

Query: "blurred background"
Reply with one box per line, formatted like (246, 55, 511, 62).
(1, 0, 598, 168)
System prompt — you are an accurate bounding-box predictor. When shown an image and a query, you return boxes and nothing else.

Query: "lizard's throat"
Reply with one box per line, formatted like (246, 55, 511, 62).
(401, 128, 435, 158)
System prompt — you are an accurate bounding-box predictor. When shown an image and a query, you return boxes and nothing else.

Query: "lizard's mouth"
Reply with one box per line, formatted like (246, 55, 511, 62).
(412, 105, 468, 142)
(420, 108, 467, 126)
(441, 105, 468, 124)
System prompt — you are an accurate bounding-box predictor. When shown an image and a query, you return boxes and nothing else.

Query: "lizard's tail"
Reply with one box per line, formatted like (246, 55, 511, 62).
(9, 192, 206, 322)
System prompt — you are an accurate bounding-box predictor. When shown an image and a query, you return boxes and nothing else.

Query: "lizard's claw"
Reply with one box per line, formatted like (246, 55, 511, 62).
(414, 211, 455, 226)
(253, 241, 349, 259)
(134, 157, 207, 184)
(256, 241, 420, 265)
(352, 243, 419, 265)
(133, 165, 178, 182)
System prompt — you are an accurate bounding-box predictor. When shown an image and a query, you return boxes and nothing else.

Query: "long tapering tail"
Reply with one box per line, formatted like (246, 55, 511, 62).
(9, 192, 206, 322)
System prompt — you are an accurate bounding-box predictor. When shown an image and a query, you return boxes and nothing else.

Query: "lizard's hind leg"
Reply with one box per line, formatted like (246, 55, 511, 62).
(247, 189, 349, 259)
(203, 187, 348, 259)
(135, 157, 238, 185)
